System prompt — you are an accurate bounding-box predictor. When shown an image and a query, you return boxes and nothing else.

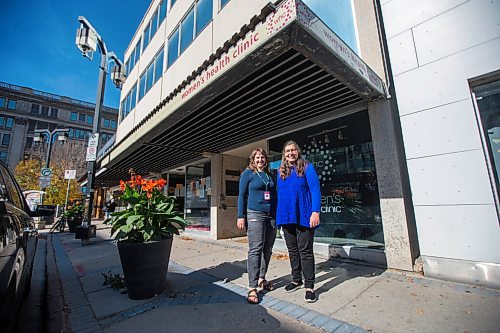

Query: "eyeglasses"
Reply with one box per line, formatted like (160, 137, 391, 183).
(284, 148, 298, 154)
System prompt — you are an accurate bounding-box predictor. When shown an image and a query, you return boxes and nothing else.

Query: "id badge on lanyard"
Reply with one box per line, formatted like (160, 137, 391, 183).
(264, 191, 271, 201)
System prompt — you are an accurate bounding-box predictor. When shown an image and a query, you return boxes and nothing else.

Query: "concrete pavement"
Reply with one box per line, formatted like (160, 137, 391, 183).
(43, 220, 499, 333)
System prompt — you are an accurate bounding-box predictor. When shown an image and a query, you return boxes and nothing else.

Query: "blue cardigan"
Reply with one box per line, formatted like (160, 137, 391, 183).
(276, 163, 321, 228)
(237, 169, 277, 218)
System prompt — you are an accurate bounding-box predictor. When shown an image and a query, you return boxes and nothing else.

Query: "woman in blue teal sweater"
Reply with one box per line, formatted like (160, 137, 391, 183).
(237, 148, 277, 304)
(277, 140, 321, 303)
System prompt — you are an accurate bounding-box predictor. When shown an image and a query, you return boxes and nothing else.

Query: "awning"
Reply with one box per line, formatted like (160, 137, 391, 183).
(95, 0, 386, 186)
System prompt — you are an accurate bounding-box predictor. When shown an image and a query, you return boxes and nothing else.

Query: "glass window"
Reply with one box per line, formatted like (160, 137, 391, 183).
(139, 72, 147, 101)
(154, 49, 164, 83)
(180, 9, 195, 53)
(69, 128, 74, 138)
(150, 10, 159, 39)
(170, 0, 177, 9)
(104, 118, 110, 128)
(87, 115, 93, 124)
(70, 112, 78, 121)
(0, 97, 5, 108)
(78, 113, 86, 122)
(143, 22, 151, 50)
(269, 111, 383, 248)
(130, 84, 137, 111)
(1, 134, 11, 146)
(28, 120, 36, 132)
(0, 151, 7, 163)
(5, 118, 13, 128)
(159, 0, 167, 23)
(49, 123, 56, 131)
(135, 38, 142, 63)
(31, 104, 40, 113)
(36, 121, 48, 129)
(196, 0, 213, 35)
(221, 0, 230, 8)
(7, 100, 16, 110)
(472, 79, 500, 202)
(146, 62, 155, 93)
(41, 105, 49, 116)
(125, 59, 131, 75)
(0, 116, 4, 127)
(111, 120, 117, 129)
(167, 27, 180, 68)
(50, 108, 58, 118)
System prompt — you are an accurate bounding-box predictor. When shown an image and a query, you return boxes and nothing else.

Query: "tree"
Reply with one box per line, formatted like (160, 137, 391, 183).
(15, 141, 87, 205)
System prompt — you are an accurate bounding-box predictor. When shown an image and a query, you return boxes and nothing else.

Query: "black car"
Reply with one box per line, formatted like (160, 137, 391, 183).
(0, 160, 54, 332)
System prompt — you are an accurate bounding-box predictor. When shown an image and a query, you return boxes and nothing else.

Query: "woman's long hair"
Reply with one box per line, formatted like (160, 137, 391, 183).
(279, 140, 306, 179)
(248, 148, 270, 173)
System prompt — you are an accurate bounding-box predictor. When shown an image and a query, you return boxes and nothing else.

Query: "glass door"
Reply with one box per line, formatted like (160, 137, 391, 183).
(185, 162, 211, 230)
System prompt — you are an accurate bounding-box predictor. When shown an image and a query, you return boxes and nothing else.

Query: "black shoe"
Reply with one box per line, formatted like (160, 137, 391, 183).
(305, 290, 317, 303)
(285, 281, 303, 293)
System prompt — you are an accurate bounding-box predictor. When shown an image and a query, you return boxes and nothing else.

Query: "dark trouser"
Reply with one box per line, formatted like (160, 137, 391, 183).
(282, 224, 315, 289)
(247, 210, 276, 289)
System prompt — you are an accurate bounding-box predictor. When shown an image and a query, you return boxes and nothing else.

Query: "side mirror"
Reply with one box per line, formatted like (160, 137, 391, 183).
(32, 204, 55, 217)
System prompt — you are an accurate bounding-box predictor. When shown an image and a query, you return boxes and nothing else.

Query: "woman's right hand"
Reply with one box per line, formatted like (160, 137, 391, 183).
(237, 218, 246, 230)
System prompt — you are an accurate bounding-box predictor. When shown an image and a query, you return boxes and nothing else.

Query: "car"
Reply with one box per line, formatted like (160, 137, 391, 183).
(0, 160, 54, 332)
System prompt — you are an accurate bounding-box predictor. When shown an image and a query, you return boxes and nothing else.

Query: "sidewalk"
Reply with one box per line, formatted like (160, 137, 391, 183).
(45, 220, 499, 333)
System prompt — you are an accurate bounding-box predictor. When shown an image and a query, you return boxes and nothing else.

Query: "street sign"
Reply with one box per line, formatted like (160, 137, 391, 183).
(41, 168, 52, 177)
(86, 147, 97, 161)
(65, 169, 77, 179)
(88, 133, 100, 148)
(39, 177, 51, 188)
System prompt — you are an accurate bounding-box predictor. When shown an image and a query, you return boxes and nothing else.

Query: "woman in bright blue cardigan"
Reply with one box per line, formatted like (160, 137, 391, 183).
(276, 140, 321, 303)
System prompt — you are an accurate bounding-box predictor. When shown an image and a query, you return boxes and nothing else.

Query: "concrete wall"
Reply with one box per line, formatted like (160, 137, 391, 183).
(381, 0, 500, 284)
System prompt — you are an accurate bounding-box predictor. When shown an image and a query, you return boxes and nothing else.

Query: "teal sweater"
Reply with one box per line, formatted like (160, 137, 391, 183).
(237, 169, 277, 218)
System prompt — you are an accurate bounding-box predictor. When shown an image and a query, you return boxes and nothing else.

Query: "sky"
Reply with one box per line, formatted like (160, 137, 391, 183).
(0, 0, 356, 110)
(0, 0, 151, 109)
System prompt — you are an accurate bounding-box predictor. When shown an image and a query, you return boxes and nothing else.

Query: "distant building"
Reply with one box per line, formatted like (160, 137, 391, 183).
(0, 81, 119, 171)
(95, 0, 499, 288)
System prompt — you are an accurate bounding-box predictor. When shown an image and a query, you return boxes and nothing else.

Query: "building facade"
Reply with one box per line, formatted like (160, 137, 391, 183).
(0, 81, 119, 171)
(96, 0, 499, 288)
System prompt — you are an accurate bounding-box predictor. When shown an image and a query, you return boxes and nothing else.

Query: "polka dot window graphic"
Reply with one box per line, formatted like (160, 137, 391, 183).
(266, 0, 296, 35)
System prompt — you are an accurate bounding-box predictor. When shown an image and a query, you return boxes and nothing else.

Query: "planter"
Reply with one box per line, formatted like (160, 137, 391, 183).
(117, 237, 173, 300)
(67, 217, 83, 233)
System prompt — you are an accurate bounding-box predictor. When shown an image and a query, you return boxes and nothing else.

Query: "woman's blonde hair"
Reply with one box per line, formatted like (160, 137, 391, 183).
(248, 148, 270, 173)
(279, 140, 306, 179)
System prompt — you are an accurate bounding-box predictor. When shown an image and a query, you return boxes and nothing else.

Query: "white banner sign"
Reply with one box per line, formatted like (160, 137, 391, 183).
(64, 169, 77, 179)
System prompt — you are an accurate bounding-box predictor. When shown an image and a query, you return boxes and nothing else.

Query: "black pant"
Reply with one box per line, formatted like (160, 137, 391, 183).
(282, 224, 315, 289)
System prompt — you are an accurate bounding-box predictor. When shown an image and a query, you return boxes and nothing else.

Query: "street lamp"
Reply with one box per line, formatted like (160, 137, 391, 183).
(75, 16, 126, 241)
(34, 128, 69, 198)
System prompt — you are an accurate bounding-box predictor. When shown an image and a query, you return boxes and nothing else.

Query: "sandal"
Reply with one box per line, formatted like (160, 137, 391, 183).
(247, 289, 259, 304)
(258, 280, 275, 291)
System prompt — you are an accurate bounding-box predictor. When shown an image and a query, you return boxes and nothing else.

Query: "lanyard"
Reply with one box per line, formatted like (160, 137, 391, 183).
(255, 171, 271, 191)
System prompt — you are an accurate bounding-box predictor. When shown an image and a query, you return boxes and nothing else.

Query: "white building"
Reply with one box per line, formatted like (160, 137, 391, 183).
(96, 0, 500, 288)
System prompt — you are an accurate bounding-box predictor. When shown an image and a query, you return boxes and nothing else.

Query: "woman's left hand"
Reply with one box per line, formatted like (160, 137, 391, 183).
(309, 212, 320, 228)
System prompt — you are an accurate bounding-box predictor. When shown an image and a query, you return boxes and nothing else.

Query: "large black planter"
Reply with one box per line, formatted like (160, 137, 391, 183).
(117, 237, 173, 300)
(67, 217, 83, 233)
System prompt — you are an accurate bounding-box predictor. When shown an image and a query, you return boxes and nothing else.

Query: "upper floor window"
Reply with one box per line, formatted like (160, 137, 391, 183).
(167, 0, 213, 68)
(0, 151, 7, 163)
(50, 107, 58, 118)
(143, 0, 167, 54)
(31, 104, 40, 114)
(0, 97, 5, 108)
(221, 0, 230, 9)
(138, 48, 164, 102)
(7, 99, 16, 110)
(170, 0, 177, 10)
(121, 84, 138, 121)
(111, 119, 117, 129)
(0, 116, 14, 129)
(78, 113, 86, 122)
(87, 115, 94, 124)
(41, 105, 49, 116)
(70, 112, 78, 121)
(1, 133, 11, 146)
(126, 38, 142, 75)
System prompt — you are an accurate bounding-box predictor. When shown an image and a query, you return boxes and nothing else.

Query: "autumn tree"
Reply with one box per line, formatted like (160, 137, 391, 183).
(15, 141, 87, 205)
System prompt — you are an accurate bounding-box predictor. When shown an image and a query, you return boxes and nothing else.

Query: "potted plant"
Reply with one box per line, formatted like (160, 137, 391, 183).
(64, 202, 84, 232)
(105, 172, 188, 300)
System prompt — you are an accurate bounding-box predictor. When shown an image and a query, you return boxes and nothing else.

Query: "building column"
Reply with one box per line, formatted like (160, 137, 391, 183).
(368, 99, 419, 271)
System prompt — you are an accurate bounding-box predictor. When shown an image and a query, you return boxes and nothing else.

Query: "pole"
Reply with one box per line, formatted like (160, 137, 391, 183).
(64, 178, 71, 213)
(83, 49, 107, 231)
(40, 131, 53, 205)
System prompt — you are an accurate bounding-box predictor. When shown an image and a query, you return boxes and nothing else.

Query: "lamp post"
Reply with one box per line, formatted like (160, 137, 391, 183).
(34, 128, 69, 210)
(75, 16, 125, 242)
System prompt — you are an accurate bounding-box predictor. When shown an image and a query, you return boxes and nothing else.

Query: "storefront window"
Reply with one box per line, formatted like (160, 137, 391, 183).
(269, 111, 384, 248)
(185, 162, 211, 230)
